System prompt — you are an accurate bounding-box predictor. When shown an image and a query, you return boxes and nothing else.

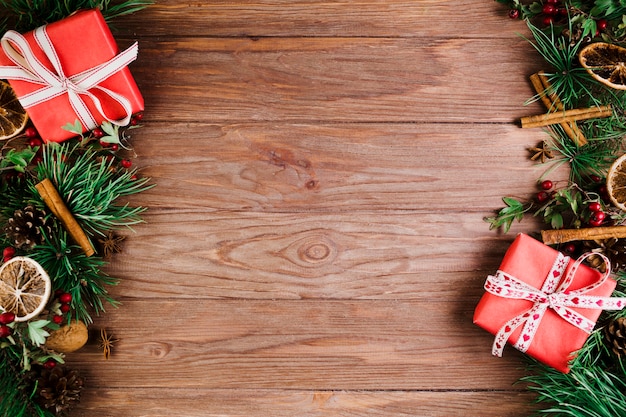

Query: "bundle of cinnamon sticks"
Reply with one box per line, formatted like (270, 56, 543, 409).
(520, 72, 613, 147)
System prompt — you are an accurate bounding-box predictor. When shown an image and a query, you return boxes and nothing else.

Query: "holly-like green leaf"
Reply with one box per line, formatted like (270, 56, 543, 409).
(0, 148, 37, 173)
(484, 197, 528, 233)
(27, 320, 50, 347)
(62, 119, 83, 136)
(99, 121, 121, 144)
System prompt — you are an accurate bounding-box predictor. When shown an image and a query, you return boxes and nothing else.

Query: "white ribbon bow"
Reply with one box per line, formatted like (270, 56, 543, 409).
(0, 26, 138, 132)
(484, 252, 626, 357)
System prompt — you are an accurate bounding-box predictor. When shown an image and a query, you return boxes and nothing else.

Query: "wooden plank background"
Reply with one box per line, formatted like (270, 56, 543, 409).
(65, 1, 559, 415)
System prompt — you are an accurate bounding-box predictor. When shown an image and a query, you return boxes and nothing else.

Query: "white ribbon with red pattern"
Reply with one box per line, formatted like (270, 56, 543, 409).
(485, 252, 626, 357)
(0, 25, 138, 131)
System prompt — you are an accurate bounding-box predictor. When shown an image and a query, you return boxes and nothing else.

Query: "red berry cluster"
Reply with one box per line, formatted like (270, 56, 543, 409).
(587, 200, 606, 227)
(536, 180, 555, 203)
(53, 290, 73, 323)
(0, 311, 15, 339)
(540, 0, 568, 26)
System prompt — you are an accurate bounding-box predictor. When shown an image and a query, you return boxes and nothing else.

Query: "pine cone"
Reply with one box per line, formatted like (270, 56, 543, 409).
(4, 205, 51, 250)
(605, 317, 626, 356)
(584, 238, 626, 273)
(33, 366, 84, 415)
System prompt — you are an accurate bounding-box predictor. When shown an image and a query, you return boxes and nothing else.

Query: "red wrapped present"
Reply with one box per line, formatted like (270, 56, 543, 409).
(0, 9, 143, 142)
(473, 233, 626, 373)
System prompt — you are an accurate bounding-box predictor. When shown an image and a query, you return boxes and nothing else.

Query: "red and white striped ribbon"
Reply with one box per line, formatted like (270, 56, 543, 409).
(0, 26, 138, 131)
(484, 252, 626, 357)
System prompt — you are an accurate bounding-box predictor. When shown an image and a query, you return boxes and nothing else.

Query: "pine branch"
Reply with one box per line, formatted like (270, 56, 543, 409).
(30, 228, 119, 325)
(524, 20, 596, 110)
(0, 349, 52, 417)
(545, 125, 622, 184)
(35, 141, 153, 237)
(520, 274, 626, 416)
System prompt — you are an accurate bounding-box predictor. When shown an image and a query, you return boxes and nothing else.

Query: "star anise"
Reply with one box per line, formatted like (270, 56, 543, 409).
(529, 141, 554, 164)
(97, 231, 125, 259)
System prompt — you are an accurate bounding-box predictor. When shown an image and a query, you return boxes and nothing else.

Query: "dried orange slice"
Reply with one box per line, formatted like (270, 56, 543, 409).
(607, 154, 626, 211)
(0, 257, 51, 322)
(0, 81, 28, 139)
(579, 42, 626, 90)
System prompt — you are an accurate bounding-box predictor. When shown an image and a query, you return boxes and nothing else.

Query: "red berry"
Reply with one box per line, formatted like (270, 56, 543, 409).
(588, 202, 602, 212)
(542, 4, 557, 15)
(2, 247, 15, 260)
(589, 211, 606, 226)
(59, 292, 72, 304)
(597, 19, 608, 31)
(0, 312, 15, 324)
(133, 112, 144, 122)
(542, 15, 554, 25)
(24, 127, 38, 138)
(540, 180, 553, 190)
(60, 304, 71, 313)
(28, 138, 42, 147)
(110, 143, 119, 152)
(0, 325, 11, 338)
(546, 0, 559, 3)
(563, 243, 577, 254)
(32, 156, 43, 165)
(590, 174, 602, 183)
(121, 159, 132, 169)
(52, 315, 64, 325)
(508, 9, 520, 19)
(43, 359, 56, 369)
(592, 211, 606, 222)
(536, 191, 551, 203)
(93, 127, 105, 138)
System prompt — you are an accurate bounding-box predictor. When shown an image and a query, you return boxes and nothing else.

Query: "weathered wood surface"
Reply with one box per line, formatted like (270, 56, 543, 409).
(66, 1, 555, 415)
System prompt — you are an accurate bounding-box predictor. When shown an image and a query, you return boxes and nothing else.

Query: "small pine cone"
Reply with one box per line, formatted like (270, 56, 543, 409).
(34, 366, 84, 415)
(4, 205, 51, 250)
(605, 317, 626, 356)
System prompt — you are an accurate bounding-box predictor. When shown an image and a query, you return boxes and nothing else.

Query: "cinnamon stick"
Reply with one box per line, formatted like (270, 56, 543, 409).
(520, 105, 613, 129)
(35, 178, 95, 257)
(541, 226, 626, 245)
(530, 72, 587, 146)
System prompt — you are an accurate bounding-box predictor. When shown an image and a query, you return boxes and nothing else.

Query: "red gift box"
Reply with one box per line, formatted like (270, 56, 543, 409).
(0, 9, 143, 142)
(473, 233, 621, 373)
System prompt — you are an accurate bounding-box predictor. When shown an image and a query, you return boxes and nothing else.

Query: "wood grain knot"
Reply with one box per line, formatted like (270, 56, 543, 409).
(295, 235, 337, 266)
(145, 342, 171, 359)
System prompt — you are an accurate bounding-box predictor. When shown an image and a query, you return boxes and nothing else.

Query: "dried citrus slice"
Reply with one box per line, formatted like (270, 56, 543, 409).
(0, 257, 51, 322)
(580, 42, 626, 90)
(0, 81, 27, 139)
(607, 154, 626, 211)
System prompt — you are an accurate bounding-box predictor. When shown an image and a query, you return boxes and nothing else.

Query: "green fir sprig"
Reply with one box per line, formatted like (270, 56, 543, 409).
(35, 141, 152, 236)
(491, 1, 626, 415)
(521, 275, 626, 417)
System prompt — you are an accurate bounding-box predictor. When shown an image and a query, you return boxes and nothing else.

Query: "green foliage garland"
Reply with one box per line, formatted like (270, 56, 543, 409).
(488, 1, 626, 415)
(0, 3, 152, 417)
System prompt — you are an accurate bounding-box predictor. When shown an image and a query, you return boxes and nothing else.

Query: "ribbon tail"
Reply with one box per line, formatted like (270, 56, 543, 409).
(553, 306, 599, 333)
(67, 89, 98, 131)
(73, 43, 138, 88)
